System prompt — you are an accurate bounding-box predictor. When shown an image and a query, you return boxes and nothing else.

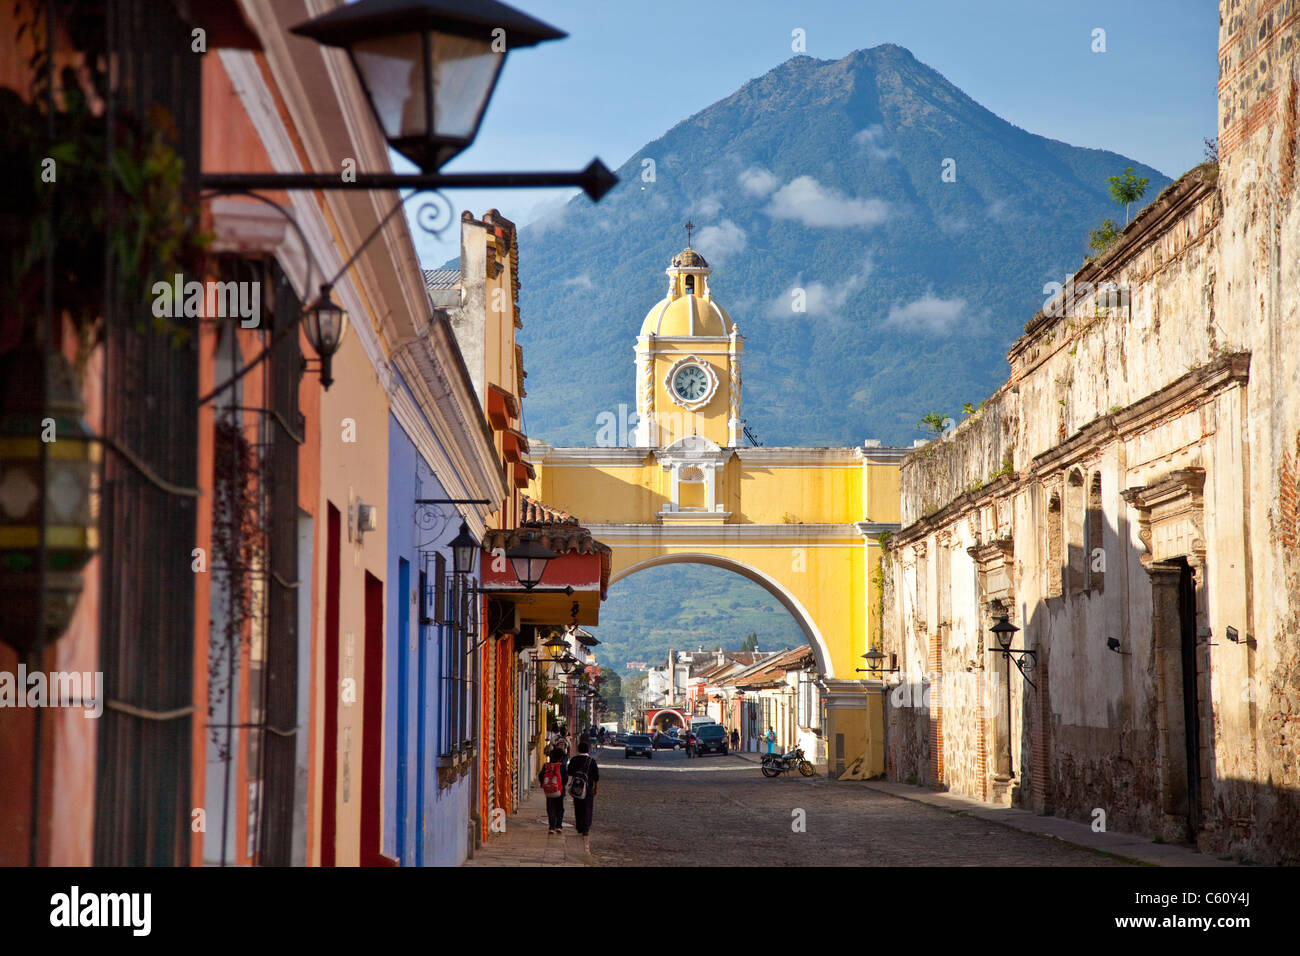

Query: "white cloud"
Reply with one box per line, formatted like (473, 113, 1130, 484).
(524, 190, 580, 235)
(695, 219, 746, 261)
(986, 198, 1013, 222)
(738, 166, 779, 197)
(853, 124, 894, 160)
(563, 273, 594, 289)
(765, 258, 874, 319)
(937, 215, 969, 235)
(766, 176, 890, 228)
(696, 194, 723, 218)
(883, 293, 968, 334)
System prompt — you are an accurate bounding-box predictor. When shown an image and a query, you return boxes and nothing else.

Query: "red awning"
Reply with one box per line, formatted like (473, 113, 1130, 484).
(486, 384, 520, 430)
(502, 428, 529, 464)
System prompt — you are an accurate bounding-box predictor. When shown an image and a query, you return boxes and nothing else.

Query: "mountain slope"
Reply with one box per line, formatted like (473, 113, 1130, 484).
(514, 44, 1169, 447)
(590, 564, 804, 674)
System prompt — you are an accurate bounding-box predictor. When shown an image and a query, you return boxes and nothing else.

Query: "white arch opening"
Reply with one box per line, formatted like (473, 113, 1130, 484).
(608, 552, 835, 678)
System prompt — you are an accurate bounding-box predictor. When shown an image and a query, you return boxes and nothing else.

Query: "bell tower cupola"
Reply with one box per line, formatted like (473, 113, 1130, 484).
(634, 239, 744, 449)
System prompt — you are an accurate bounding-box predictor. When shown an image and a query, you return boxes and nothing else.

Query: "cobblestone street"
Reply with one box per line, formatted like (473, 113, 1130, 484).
(565, 745, 1131, 867)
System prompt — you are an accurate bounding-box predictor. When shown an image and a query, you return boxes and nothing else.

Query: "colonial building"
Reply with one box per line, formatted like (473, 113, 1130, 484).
(881, 0, 1300, 863)
(0, 0, 600, 870)
(437, 211, 611, 852)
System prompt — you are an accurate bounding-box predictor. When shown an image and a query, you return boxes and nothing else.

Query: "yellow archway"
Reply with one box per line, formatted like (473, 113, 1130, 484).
(527, 439, 906, 775)
(525, 245, 908, 775)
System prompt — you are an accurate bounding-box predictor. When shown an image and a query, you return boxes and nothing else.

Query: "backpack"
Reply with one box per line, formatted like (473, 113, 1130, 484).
(568, 755, 593, 800)
(541, 762, 564, 797)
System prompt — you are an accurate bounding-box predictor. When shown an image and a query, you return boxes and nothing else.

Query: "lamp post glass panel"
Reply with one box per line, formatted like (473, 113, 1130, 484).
(302, 285, 348, 390)
(289, 0, 567, 173)
(991, 615, 1018, 650)
(506, 536, 556, 590)
(447, 520, 480, 576)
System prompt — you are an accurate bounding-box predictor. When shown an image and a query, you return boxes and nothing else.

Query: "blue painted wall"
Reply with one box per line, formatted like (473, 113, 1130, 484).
(386, 410, 472, 866)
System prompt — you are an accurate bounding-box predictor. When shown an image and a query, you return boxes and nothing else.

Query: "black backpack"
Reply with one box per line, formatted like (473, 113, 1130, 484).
(568, 755, 594, 799)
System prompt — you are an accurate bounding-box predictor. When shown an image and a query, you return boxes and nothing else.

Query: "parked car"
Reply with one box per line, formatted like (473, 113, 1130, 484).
(653, 732, 684, 750)
(625, 734, 653, 759)
(613, 732, 628, 744)
(694, 724, 729, 756)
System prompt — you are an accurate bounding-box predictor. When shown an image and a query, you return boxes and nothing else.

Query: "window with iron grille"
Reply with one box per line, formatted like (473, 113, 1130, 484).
(434, 567, 474, 760)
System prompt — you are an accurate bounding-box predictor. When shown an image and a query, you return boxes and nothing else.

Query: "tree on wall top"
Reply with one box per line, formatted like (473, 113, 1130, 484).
(1107, 167, 1149, 225)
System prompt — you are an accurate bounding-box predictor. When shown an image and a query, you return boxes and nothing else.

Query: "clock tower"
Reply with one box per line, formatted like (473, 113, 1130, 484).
(634, 246, 743, 448)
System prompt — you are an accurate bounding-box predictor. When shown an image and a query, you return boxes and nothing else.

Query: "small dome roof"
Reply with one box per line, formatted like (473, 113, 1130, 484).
(671, 247, 709, 269)
(640, 293, 734, 337)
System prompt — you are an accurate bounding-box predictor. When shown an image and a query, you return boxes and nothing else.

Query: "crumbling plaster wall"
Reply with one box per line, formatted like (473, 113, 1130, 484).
(883, 0, 1300, 861)
(1211, 0, 1300, 861)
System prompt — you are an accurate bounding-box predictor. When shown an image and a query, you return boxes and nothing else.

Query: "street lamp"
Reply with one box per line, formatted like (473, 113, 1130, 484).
(506, 535, 556, 590)
(289, 0, 566, 174)
(0, 346, 99, 655)
(987, 612, 1036, 780)
(301, 284, 348, 390)
(988, 614, 1035, 687)
(447, 520, 480, 576)
(855, 647, 899, 676)
(206, 0, 616, 201)
(200, 0, 617, 408)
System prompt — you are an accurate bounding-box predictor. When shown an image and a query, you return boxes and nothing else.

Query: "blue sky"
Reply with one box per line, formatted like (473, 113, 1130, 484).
(404, 0, 1220, 265)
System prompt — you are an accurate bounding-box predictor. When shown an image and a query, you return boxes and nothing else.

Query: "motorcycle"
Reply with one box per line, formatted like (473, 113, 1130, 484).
(760, 746, 815, 778)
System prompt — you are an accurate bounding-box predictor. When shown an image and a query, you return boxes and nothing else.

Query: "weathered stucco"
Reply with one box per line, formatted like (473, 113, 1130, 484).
(882, 0, 1300, 863)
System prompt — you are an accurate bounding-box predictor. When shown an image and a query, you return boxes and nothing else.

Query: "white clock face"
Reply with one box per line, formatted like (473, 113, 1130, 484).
(672, 364, 710, 402)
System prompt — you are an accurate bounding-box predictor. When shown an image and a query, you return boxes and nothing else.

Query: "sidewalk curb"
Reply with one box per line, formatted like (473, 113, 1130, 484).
(859, 780, 1238, 867)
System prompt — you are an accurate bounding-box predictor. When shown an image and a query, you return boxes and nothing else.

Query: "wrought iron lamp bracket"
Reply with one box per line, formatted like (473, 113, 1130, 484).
(989, 646, 1038, 689)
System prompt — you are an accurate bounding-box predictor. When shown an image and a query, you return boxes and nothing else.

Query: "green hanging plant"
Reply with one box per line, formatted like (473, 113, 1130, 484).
(2, 6, 210, 364)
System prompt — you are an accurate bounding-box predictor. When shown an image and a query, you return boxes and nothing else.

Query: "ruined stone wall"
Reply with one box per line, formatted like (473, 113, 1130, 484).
(899, 389, 1017, 525)
(1210, 0, 1300, 862)
(882, 1, 1300, 861)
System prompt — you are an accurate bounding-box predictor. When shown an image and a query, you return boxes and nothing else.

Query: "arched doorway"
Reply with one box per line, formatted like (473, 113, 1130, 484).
(647, 709, 687, 732)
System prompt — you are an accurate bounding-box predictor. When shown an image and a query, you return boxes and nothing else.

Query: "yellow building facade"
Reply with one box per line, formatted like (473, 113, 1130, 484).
(528, 247, 907, 775)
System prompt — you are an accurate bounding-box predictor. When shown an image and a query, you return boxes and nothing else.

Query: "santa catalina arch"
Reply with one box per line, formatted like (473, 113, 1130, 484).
(527, 246, 909, 773)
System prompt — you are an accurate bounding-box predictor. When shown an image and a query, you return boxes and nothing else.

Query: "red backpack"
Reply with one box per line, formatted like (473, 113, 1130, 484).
(541, 762, 564, 797)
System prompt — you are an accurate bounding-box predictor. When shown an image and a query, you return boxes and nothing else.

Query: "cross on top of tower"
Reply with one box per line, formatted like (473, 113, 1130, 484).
(685, 220, 694, 246)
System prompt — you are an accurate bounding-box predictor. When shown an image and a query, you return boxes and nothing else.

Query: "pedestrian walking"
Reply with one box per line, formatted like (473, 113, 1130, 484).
(567, 738, 600, 856)
(730, 728, 739, 751)
(539, 749, 568, 833)
(552, 726, 571, 772)
(765, 727, 777, 755)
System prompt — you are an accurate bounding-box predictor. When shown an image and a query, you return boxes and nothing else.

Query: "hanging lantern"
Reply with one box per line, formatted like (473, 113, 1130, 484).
(290, 0, 565, 174)
(302, 284, 348, 390)
(0, 345, 99, 655)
